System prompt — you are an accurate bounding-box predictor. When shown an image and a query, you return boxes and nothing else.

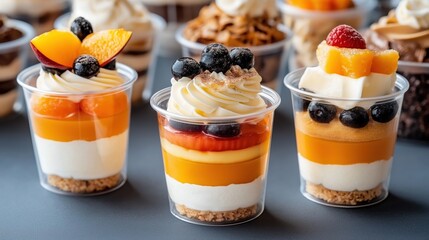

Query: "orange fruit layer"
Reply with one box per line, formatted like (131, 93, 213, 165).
(289, 0, 353, 10)
(31, 95, 80, 119)
(371, 50, 399, 75)
(162, 150, 268, 186)
(81, 92, 128, 118)
(158, 114, 272, 152)
(296, 129, 396, 165)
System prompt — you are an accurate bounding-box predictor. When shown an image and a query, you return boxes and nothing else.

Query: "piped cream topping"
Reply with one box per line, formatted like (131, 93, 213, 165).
(215, 0, 279, 18)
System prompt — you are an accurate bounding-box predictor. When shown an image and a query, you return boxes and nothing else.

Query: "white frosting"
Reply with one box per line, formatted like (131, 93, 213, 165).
(396, 0, 429, 29)
(215, 0, 278, 18)
(35, 130, 128, 180)
(0, 0, 65, 16)
(139, 0, 209, 5)
(166, 174, 264, 211)
(299, 66, 396, 109)
(36, 68, 125, 93)
(298, 154, 392, 192)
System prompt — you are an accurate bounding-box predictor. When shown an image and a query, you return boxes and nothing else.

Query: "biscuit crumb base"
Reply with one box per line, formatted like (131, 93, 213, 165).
(175, 203, 258, 223)
(306, 182, 383, 206)
(47, 173, 121, 194)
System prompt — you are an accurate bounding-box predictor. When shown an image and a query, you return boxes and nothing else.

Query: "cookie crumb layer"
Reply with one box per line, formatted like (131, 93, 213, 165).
(47, 173, 121, 194)
(175, 203, 258, 223)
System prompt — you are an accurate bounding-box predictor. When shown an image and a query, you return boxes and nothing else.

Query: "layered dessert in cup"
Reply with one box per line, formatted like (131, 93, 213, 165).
(55, 0, 166, 104)
(365, 0, 429, 140)
(18, 17, 136, 195)
(0, 16, 33, 119)
(139, 0, 210, 23)
(278, 0, 375, 69)
(284, 25, 409, 207)
(151, 43, 280, 225)
(176, 0, 288, 90)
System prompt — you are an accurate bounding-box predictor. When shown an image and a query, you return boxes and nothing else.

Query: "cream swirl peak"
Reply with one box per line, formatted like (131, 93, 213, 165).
(396, 0, 429, 29)
(215, 0, 278, 18)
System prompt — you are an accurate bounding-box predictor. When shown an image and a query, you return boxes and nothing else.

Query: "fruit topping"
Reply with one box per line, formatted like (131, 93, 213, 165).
(203, 123, 241, 138)
(308, 102, 337, 123)
(73, 55, 100, 78)
(288, 0, 353, 10)
(42, 66, 66, 75)
(230, 48, 254, 69)
(339, 107, 369, 128)
(370, 101, 399, 123)
(171, 57, 202, 80)
(371, 50, 399, 75)
(31, 95, 79, 119)
(103, 59, 116, 70)
(169, 120, 203, 132)
(326, 24, 366, 49)
(70, 16, 93, 41)
(200, 43, 232, 73)
(80, 92, 128, 117)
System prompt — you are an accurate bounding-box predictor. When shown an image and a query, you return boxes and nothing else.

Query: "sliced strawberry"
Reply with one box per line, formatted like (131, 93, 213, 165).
(326, 24, 366, 49)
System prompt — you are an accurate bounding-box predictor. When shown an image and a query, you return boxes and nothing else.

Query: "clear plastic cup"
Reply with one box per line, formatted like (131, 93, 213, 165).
(284, 68, 409, 207)
(54, 13, 166, 104)
(277, 0, 376, 69)
(175, 25, 291, 91)
(396, 61, 429, 141)
(0, 19, 34, 119)
(150, 86, 280, 225)
(17, 63, 137, 196)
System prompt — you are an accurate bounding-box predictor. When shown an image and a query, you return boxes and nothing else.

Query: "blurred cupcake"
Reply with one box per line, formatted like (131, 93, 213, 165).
(176, 0, 289, 90)
(365, 0, 429, 140)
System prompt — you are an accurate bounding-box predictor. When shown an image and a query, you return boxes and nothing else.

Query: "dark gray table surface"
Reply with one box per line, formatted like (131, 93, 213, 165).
(1, 53, 429, 240)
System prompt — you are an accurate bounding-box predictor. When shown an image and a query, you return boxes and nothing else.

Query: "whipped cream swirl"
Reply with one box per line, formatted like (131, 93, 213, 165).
(396, 0, 429, 29)
(167, 66, 267, 117)
(37, 68, 125, 93)
(215, 0, 278, 18)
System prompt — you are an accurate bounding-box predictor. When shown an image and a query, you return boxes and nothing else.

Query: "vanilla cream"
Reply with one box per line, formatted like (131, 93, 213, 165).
(215, 0, 278, 18)
(396, 0, 429, 29)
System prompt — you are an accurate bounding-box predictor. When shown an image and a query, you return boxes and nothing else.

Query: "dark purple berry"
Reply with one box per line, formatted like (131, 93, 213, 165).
(103, 59, 116, 70)
(42, 65, 66, 75)
(230, 48, 254, 69)
(171, 57, 201, 80)
(308, 102, 337, 123)
(339, 107, 369, 128)
(169, 120, 203, 132)
(370, 101, 399, 123)
(200, 43, 232, 73)
(203, 123, 240, 138)
(73, 55, 100, 78)
(70, 16, 93, 41)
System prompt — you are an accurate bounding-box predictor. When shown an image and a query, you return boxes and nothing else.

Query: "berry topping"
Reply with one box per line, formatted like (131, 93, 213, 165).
(200, 43, 232, 73)
(103, 59, 116, 70)
(308, 102, 337, 123)
(171, 57, 202, 80)
(230, 48, 254, 69)
(339, 107, 369, 128)
(70, 16, 94, 41)
(73, 54, 100, 78)
(203, 123, 241, 138)
(42, 66, 66, 75)
(169, 120, 203, 132)
(326, 24, 366, 49)
(370, 101, 399, 123)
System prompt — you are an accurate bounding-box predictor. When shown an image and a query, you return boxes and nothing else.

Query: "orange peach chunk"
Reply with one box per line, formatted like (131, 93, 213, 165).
(31, 95, 80, 119)
(371, 50, 399, 75)
(80, 92, 128, 118)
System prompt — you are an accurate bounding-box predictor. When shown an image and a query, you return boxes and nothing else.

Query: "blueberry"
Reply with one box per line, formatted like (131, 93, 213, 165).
(70, 16, 93, 41)
(230, 48, 254, 69)
(169, 120, 203, 132)
(200, 43, 232, 73)
(73, 55, 100, 78)
(339, 107, 369, 128)
(42, 65, 66, 75)
(203, 123, 240, 138)
(308, 102, 337, 123)
(370, 101, 399, 123)
(171, 57, 201, 80)
(103, 59, 116, 70)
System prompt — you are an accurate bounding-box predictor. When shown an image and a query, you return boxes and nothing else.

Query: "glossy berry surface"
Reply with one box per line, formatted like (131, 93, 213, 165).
(103, 59, 116, 70)
(326, 24, 366, 49)
(169, 120, 203, 132)
(42, 65, 65, 75)
(308, 102, 337, 123)
(370, 101, 399, 123)
(230, 48, 254, 69)
(171, 57, 201, 80)
(70, 16, 93, 41)
(339, 107, 369, 128)
(200, 43, 232, 73)
(203, 123, 241, 138)
(73, 54, 100, 78)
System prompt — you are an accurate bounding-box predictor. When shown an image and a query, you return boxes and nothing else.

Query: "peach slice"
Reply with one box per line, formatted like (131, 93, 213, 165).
(289, 0, 353, 10)
(371, 50, 399, 75)
(80, 29, 132, 67)
(80, 92, 128, 118)
(31, 95, 80, 119)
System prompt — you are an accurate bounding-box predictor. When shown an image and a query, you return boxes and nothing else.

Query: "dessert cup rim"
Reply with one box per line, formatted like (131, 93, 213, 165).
(17, 63, 138, 96)
(150, 85, 281, 123)
(277, 0, 376, 19)
(175, 23, 292, 55)
(397, 60, 429, 73)
(0, 19, 35, 51)
(284, 68, 409, 102)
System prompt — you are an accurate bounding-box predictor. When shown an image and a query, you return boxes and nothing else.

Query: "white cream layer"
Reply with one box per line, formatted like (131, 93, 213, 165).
(35, 130, 128, 180)
(166, 174, 264, 211)
(298, 154, 392, 192)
